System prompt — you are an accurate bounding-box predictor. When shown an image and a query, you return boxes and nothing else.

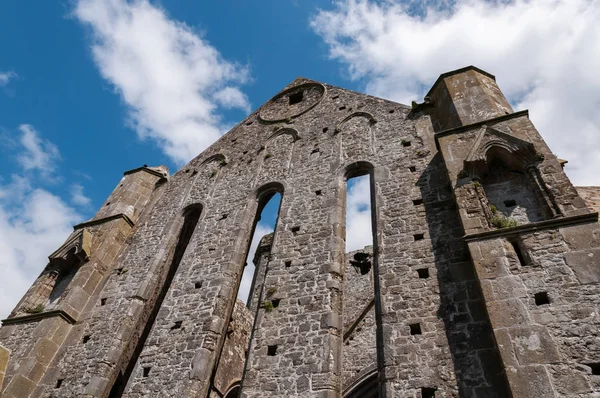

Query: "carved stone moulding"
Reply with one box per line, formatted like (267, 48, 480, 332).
(48, 228, 92, 268)
(258, 82, 326, 123)
(461, 125, 540, 179)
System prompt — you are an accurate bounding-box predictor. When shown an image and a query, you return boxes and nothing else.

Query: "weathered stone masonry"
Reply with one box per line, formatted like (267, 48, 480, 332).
(1, 66, 599, 397)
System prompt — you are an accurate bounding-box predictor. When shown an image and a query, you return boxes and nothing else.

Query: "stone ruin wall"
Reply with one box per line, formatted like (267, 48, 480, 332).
(0, 66, 599, 398)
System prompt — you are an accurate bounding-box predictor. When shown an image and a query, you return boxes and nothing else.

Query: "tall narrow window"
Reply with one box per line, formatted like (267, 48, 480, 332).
(346, 175, 373, 252)
(238, 192, 282, 307)
(109, 205, 201, 397)
(343, 165, 382, 398)
(209, 185, 283, 398)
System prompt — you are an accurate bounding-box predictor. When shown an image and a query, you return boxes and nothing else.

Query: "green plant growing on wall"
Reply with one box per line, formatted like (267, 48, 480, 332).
(210, 169, 218, 178)
(264, 153, 273, 159)
(266, 287, 277, 298)
(489, 204, 498, 214)
(472, 181, 481, 188)
(263, 300, 274, 312)
(416, 150, 429, 158)
(219, 159, 228, 167)
(491, 214, 518, 229)
(27, 304, 45, 314)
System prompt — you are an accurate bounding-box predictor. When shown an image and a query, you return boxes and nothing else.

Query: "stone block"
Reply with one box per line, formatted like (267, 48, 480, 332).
(486, 299, 530, 328)
(505, 365, 556, 398)
(508, 326, 561, 365)
(564, 248, 600, 284)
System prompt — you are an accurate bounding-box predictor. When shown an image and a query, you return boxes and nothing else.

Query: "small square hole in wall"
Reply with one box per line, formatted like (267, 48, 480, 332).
(587, 363, 600, 375)
(323, 127, 329, 133)
(412, 198, 423, 206)
(339, 106, 346, 110)
(219, 214, 228, 221)
(291, 226, 300, 235)
(410, 323, 422, 335)
(143, 367, 151, 377)
(414, 233, 425, 241)
(289, 91, 303, 105)
(82, 335, 91, 344)
(421, 387, 437, 398)
(311, 148, 320, 154)
(55, 379, 64, 389)
(504, 199, 517, 207)
(402, 140, 411, 147)
(389, 109, 395, 113)
(417, 268, 429, 279)
(535, 292, 550, 306)
(332, 95, 339, 100)
(285, 261, 292, 268)
(409, 166, 417, 172)
(267, 345, 278, 356)
(100, 298, 107, 306)
(272, 299, 281, 308)
(195, 281, 203, 289)
(171, 321, 183, 330)
(315, 190, 322, 196)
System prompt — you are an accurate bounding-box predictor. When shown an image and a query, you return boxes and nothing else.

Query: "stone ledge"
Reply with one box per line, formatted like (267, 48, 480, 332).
(464, 212, 599, 242)
(123, 165, 168, 179)
(435, 110, 530, 139)
(73, 213, 134, 230)
(1, 310, 76, 326)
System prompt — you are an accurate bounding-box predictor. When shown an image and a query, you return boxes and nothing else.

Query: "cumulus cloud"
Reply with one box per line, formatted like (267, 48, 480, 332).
(312, 0, 600, 185)
(237, 223, 273, 304)
(346, 175, 373, 252)
(74, 0, 251, 164)
(0, 127, 82, 319)
(17, 124, 60, 173)
(0, 71, 16, 86)
(69, 183, 92, 207)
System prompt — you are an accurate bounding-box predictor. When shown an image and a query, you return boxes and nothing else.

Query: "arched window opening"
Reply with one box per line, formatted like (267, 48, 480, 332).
(209, 185, 283, 398)
(223, 384, 241, 398)
(344, 371, 379, 398)
(342, 164, 384, 397)
(238, 191, 282, 308)
(480, 147, 549, 225)
(109, 204, 202, 398)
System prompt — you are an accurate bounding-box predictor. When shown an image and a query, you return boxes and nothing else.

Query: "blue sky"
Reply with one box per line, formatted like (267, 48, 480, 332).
(1, 0, 599, 317)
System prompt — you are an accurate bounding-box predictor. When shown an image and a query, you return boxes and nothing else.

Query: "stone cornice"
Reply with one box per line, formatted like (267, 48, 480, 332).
(73, 213, 134, 230)
(1, 310, 76, 326)
(435, 110, 530, 140)
(123, 166, 168, 179)
(464, 212, 599, 242)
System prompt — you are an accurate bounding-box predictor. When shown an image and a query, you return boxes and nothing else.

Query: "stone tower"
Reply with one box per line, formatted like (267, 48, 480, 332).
(1, 66, 599, 397)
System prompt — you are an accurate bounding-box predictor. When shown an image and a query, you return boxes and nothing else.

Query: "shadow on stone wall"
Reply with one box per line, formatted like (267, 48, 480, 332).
(417, 153, 512, 398)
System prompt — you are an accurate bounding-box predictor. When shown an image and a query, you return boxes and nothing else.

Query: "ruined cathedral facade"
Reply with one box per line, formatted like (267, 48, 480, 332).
(1, 66, 600, 397)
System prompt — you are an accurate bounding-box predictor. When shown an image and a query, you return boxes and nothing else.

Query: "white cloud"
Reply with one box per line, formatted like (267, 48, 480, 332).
(17, 124, 60, 173)
(74, 0, 251, 164)
(237, 223, 273, 304)
(70, 183, 92, 207)
(0, 128, 82, 319)
(312, 0, 600, 185)
(0, 71, 16, 86)
(346, 175, 373, 252)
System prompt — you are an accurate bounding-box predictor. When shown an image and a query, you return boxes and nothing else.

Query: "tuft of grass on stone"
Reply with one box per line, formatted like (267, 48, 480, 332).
(27, 304, 45, 314)
(266, 287, 277, 298)
(263, 300, 274, 312)
(491, 214, 518, 229)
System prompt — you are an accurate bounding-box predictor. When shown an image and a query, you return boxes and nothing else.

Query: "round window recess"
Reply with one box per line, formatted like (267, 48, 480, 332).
(258, 82, 326, 124)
